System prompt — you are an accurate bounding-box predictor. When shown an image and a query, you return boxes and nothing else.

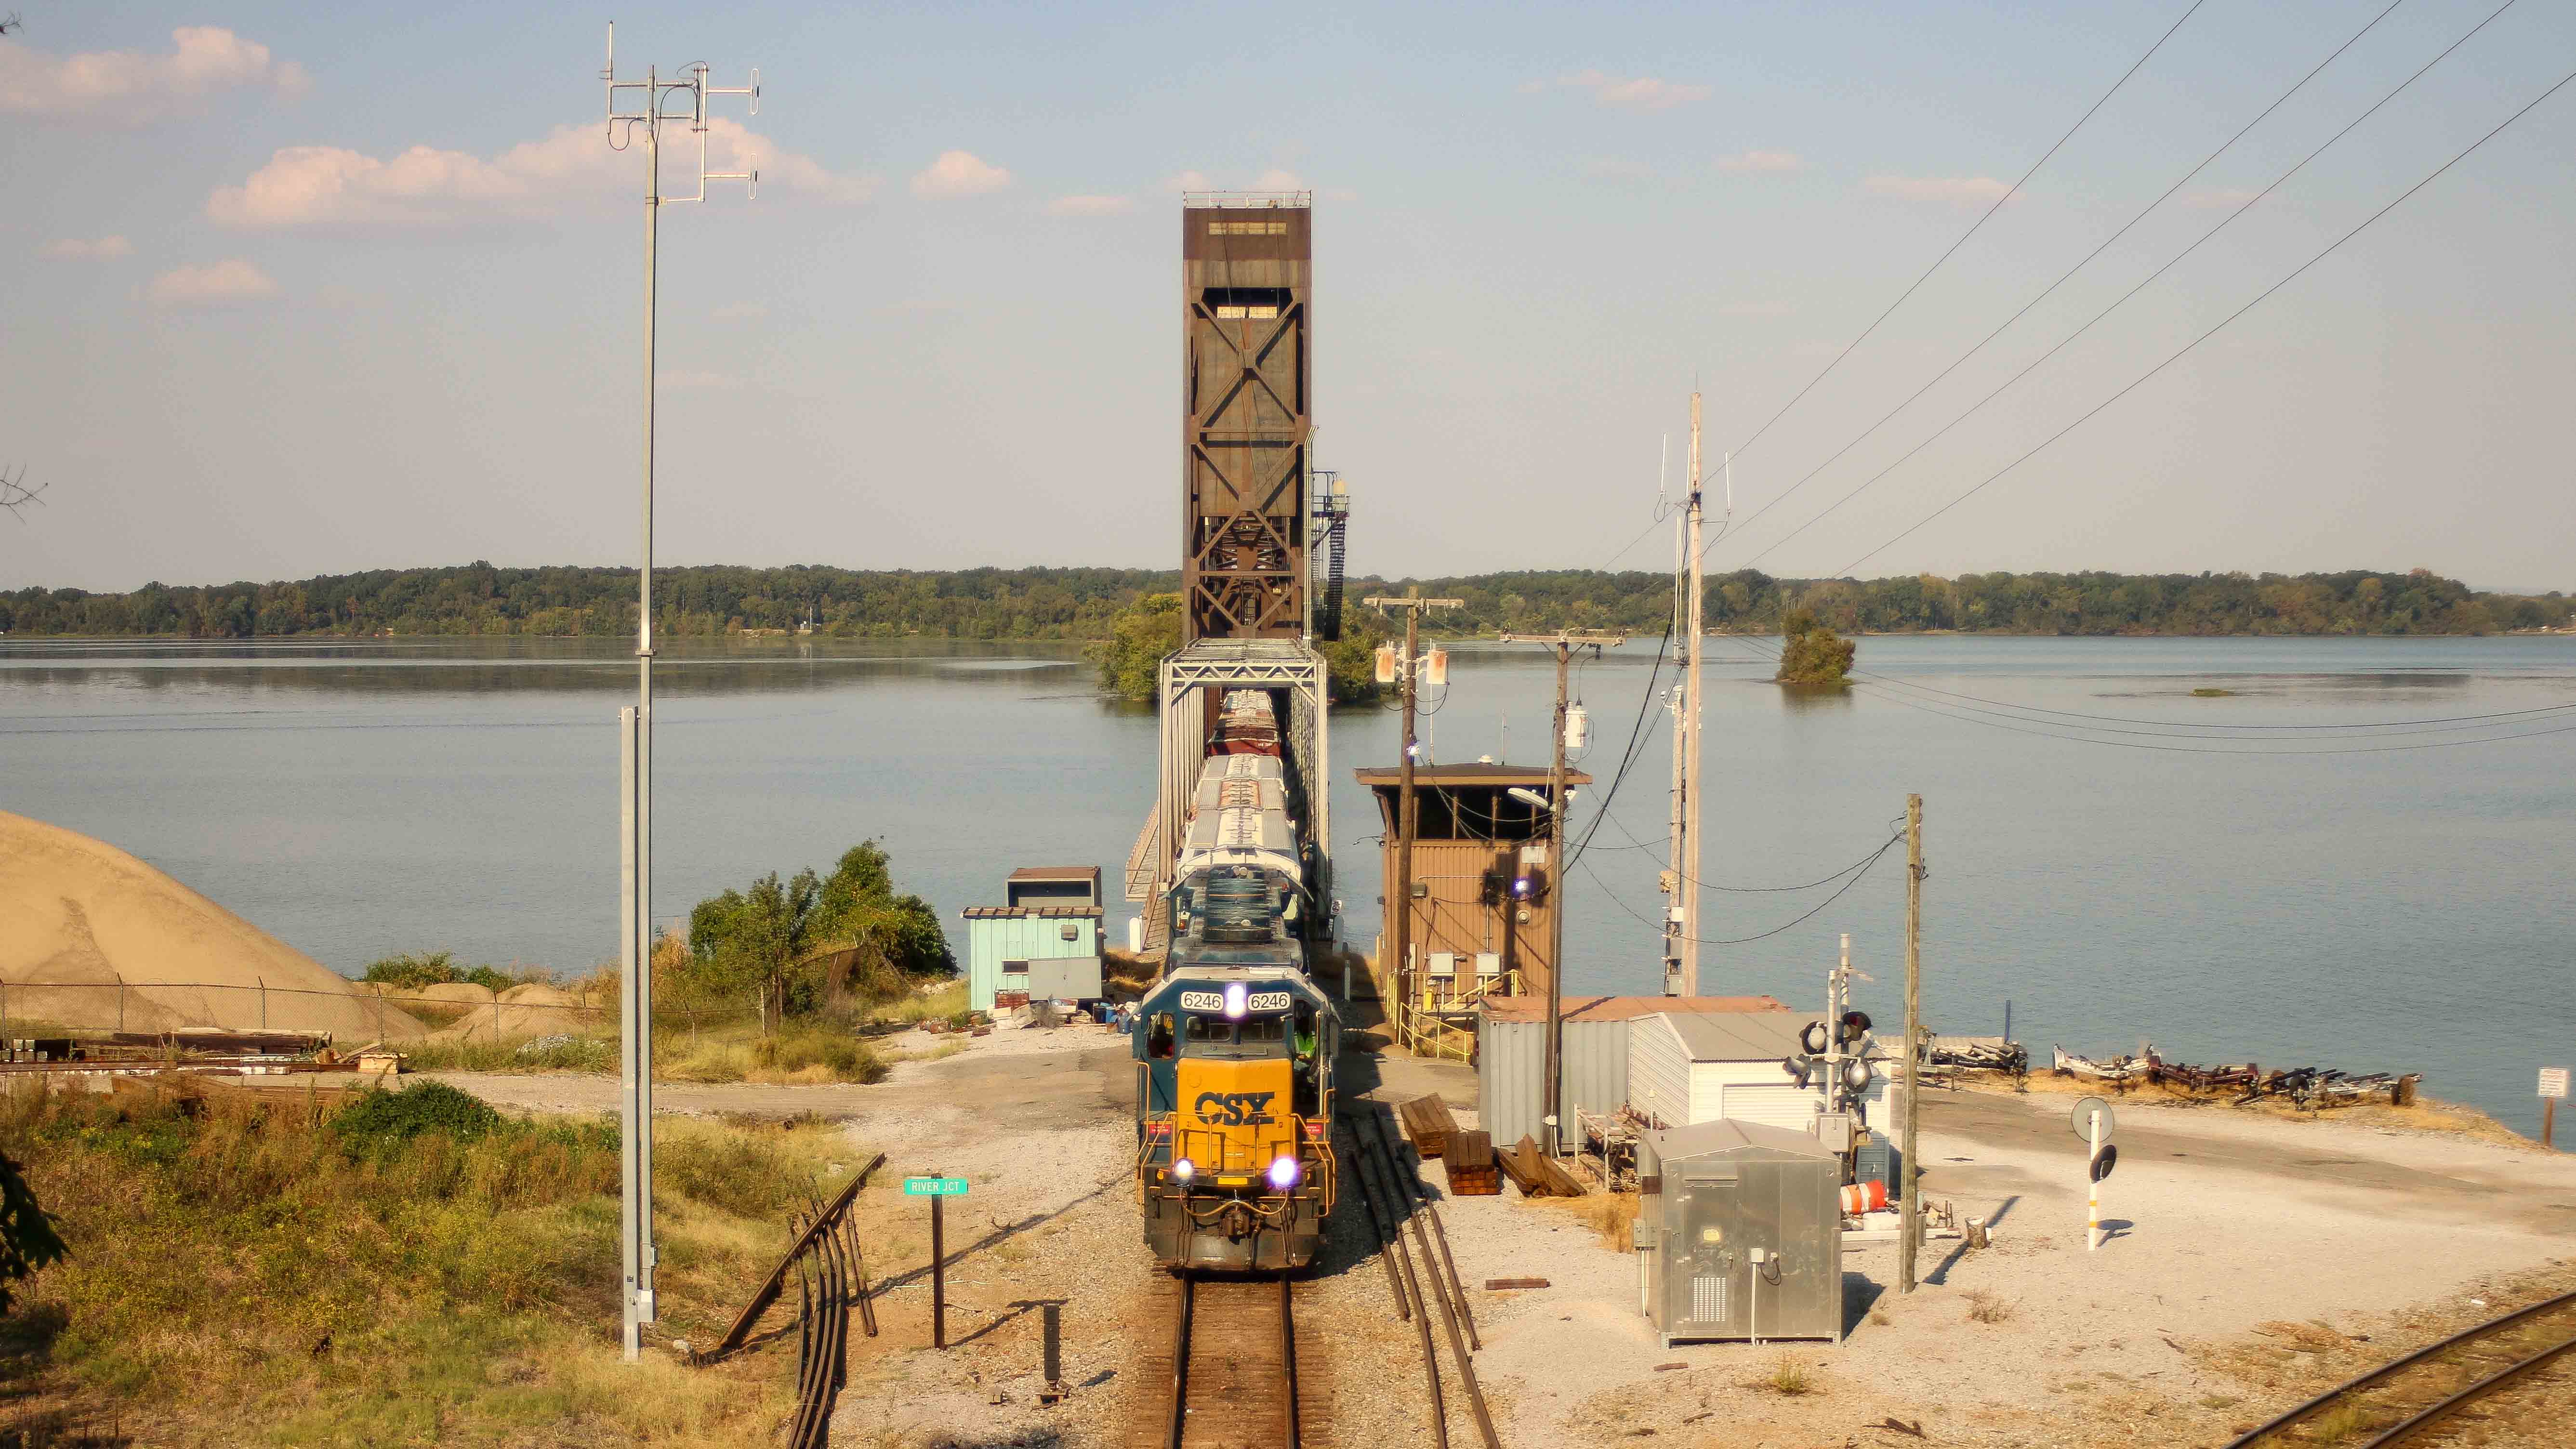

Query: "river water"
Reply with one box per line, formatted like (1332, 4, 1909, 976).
(3, 634, 2569, 1132)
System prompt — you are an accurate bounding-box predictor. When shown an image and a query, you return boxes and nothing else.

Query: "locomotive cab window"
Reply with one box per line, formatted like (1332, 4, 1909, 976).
(1147, 1013, 1176, 1059)
(1181, 1013, 1290, 1057)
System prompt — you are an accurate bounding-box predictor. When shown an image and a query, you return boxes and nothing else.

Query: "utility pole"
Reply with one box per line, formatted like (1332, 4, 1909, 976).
(601, 25, 759, 1364)
(1900, 793, 1925, 1293)
(1366, 594, 1460, 1050)
(1665, 394, 1707, 996)
(1501, 628, 1625, 1154)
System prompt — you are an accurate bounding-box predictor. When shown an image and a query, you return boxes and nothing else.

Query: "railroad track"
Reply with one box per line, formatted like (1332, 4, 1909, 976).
(2221, 1289, 2576, 1448)
(1150, 1271, 1306, 1449)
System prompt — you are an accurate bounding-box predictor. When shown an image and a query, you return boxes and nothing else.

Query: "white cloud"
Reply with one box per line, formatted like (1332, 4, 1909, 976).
(1863, 174, 2013, 208)
(1720, 299, 1797, 317)
(711, 301, 770, 321)
(41, 236, 133, 260)
(142, 259, 278, 308)
(208, 119, 871, 228)
(1047, 194, 1133, 217)
(1255, 168, 1305, 191)
(659, 370, 745, 390)
(1537, 69, 1709, 112)
(1717, 150, 1804, 174)
(2185, 187, 2259, 210)
(1163, 170, 1214, 193)
(911, 150, 1011, 198)
(0, 26, 306, 126)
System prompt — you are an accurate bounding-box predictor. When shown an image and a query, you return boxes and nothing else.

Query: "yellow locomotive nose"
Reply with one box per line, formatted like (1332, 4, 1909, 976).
(1174, 1057, 1297, 1180)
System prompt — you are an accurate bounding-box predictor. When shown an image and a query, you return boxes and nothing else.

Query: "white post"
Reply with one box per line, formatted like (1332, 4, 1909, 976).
(2087, 1108, 2103, 1251)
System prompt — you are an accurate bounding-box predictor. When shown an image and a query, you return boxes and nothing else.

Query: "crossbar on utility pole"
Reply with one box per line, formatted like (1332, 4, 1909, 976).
(1365, 593, 1462, 1051)
(1499, 628, 1625, 1154)
(600, 23, 761, 1364)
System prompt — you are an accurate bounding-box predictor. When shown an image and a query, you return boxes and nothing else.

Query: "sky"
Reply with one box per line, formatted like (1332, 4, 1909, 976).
(4, 0, 2573, 594)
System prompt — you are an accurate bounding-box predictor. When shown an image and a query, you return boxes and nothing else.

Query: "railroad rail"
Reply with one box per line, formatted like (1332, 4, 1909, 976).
(2220, 1289, 2576, 1449)
(1152, 1270, 1305, 1449)
(1336, 1107, 1501, 1449)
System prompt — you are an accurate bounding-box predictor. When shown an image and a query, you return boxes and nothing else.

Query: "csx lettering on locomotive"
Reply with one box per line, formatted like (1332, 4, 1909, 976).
(1192, 1090, 1278, 1126)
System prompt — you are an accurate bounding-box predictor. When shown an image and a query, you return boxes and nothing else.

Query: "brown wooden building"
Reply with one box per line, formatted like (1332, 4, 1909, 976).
(1356, 763, 1593, 1007)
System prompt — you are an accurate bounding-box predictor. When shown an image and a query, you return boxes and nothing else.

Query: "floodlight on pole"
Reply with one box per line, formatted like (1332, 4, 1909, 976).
(600, 23, 761, 1366)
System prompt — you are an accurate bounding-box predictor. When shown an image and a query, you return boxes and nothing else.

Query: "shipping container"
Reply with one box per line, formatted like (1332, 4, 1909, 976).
(1627, 1011, 1888, 1134)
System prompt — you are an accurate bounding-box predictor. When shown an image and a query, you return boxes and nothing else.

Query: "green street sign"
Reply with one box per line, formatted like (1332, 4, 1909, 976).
(903, 1176, 969, 1198)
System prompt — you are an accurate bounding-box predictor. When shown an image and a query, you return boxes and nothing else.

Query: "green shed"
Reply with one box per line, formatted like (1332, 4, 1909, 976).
(962, 905, 1102, 1011)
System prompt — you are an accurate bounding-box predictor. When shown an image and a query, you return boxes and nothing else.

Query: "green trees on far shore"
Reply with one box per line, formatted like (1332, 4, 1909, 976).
(3, 562, 2564, 642)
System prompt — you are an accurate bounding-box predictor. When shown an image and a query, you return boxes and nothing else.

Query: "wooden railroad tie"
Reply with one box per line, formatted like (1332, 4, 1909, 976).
(1397, 1093, 1460, 1159)
(1443, 1130, 1500, 1197)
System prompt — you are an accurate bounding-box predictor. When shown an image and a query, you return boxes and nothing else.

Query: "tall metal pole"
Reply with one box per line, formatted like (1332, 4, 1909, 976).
(1663, 477, 1688, 996)
(1395, 603, 1420, 1044)
(601, 34, 758, 1363)
(1546, 641, 1572, 1156)
(1678, 393, 1705, 997)
(1900, 794, 1924, 1291)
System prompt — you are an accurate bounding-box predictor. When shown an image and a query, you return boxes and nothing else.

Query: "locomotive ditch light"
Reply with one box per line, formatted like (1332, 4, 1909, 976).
(1170, 1158, 1195, 1183)
(1267, 1155, 1302, 1190)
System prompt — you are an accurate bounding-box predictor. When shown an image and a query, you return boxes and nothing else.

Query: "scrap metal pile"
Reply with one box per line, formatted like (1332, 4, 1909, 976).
(2051, 1043, 2417, 1108)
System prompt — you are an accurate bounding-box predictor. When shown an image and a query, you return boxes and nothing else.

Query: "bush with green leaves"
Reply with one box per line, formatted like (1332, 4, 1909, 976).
(360, 950, 529, 994)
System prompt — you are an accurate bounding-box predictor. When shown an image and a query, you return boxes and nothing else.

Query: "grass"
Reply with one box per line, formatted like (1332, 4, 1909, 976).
(1540, 1189, 1639, 1252)
(1966, 1290, 2016, 1324)
(2191, 687, 2238, 697)
(0, 1077, 853, 1446)
(1763, 1357, 1814, 1395)
(885, 1040, 969, 1067)
(866, 980, 967, 1029)
(399, 1017, 885, 1085)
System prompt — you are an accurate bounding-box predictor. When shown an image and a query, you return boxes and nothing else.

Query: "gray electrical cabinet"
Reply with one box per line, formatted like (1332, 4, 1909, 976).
(1634, 1119, 1844, 1345)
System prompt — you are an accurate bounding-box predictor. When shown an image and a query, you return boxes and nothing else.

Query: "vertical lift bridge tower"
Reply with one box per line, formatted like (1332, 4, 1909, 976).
(1125, 190, 1346, 953)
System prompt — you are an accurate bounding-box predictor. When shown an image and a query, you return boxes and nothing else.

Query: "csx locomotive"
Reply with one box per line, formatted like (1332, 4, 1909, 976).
(1131, 702, 1340, 1271)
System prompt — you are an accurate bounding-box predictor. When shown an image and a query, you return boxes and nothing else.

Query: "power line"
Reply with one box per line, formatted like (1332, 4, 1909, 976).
(1835, 54, 2576, 579)
(1720, 0, 2407, 552)
(1582, 832, 1905, 945)
(1727, 0, 2210, 462)
(1748, 0, 2529, 574)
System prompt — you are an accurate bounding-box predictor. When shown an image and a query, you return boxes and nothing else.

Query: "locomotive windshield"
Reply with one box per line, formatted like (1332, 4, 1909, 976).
(1181, 1012, 1289, 1057)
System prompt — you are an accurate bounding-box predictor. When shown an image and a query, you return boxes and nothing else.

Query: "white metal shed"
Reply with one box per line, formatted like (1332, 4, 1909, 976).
(1627, 1011, 1888, 1133)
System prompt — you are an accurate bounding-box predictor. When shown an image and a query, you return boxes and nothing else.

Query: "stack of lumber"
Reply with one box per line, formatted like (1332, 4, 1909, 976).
(1443, 1130, 1499, 1196)
(1496, 1134, 1588, 1198)
(1397, 1093, 1461, 1159)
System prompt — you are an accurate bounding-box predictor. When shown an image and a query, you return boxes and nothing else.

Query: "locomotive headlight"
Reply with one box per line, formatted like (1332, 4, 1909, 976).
(1266, 1155, 1302, 1191)
(1223, 982, 1248, 1019)
(1170, 1158, 1195, 1183)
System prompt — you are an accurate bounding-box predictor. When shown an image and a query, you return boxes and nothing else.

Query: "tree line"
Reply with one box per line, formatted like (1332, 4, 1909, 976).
(2, 562, 2563, 639)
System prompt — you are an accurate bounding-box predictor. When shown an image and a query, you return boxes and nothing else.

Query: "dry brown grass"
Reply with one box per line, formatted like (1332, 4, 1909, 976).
(1539, 1188, 1640, 1252)
(1965, 1290, 2016, 1324)
(1763, 1356, 1814, 1396)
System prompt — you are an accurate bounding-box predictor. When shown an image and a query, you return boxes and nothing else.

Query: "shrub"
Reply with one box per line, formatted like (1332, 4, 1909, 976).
(331, 1080, 506, 1146)
(1766, 1357, 1813, 1395)
(361, 950, 533, 994)
(1966, 1290, 2016, 1324)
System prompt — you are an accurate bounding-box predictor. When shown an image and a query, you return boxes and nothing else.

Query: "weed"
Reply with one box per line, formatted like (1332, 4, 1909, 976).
(2306, 1403, 2378, 1442)
(1869, 1310, 1891, 1327)
(1540, 1189, 1639, 1252)
(1765, 1357, 1813, 1395)
(0, 1079, 836, 1443)
(1966, 1290, 2016, 1324)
